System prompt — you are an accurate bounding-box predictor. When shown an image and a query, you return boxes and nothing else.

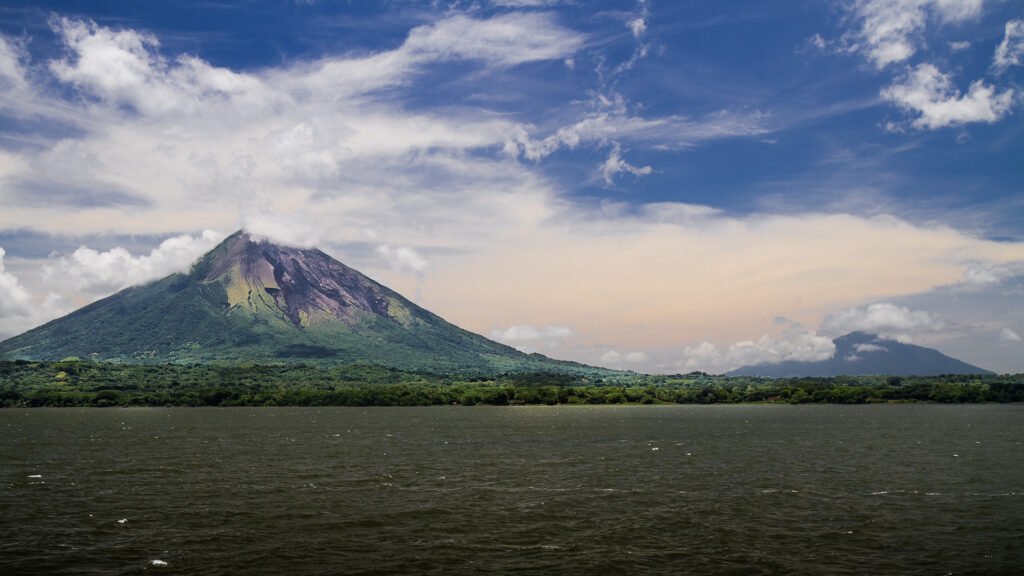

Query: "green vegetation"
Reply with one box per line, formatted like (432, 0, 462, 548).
(1, 360, 1020, 407)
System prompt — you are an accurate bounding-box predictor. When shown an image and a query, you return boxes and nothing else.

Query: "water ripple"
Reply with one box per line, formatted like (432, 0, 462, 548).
(1, 405, 1022, 575)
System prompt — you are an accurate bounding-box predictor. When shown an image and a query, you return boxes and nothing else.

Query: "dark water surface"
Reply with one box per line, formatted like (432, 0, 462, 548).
(1, 405, 1022, 575)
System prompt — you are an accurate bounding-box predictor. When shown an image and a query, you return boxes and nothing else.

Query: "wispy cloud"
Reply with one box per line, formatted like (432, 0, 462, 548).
(612, 0, 651, 75)
(504, 94, 768, 161)
(490, 0, 567, 7)
(0, 35, 27, 91)
(403, 13, 585, 66)
(993, 19, 1024, 73)
(600, 142, 651, 185)
(842, 0, 983, 69)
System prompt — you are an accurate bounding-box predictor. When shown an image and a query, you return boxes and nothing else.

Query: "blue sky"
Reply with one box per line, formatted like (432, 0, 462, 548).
(0, 0, 1022, 372)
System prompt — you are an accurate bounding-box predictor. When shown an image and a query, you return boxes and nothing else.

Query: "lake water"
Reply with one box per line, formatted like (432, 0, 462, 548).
(1, 405, 1022, 575)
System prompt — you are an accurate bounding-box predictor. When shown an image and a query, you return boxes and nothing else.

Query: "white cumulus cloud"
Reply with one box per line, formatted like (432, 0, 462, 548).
(819, 302, 943, 341)
(596, 349, 650, 368)
(242, 212, 324, 249)
(41, 230, 224, 293)
(626, 0, 650, 39)
(881, 63, 1015, 130)
(48, 17, 266, 116)
(624, 351, 649, 363)
(491, 324, 572, 341)
(0, 247, 69, 340)
(993, 19, 1024, 72)
(490, 324, 574, 351)
(376, 244, 430, 276)
(963, 263, 1013, 287)
(0, 247, 33, 320)
(628, 18, 647, 38)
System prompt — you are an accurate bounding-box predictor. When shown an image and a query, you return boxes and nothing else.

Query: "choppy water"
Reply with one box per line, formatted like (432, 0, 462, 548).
(1, 405, 1022, 575)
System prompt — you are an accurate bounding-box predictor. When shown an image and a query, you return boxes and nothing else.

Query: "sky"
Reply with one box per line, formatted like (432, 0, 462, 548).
(0, 0, 1022, 374)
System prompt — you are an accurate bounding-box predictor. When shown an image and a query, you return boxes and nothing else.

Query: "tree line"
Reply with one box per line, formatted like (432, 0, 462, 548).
(1, 360, 1021, 407)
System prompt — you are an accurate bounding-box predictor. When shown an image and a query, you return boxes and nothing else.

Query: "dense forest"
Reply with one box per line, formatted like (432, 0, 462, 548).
(1, 360, 1022, 407)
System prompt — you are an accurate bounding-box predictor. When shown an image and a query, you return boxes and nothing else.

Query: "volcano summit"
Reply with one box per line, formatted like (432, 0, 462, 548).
(0, 232, 583, 373)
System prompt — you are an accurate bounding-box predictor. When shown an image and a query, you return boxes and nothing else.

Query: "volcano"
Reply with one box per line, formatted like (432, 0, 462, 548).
(0, 231, 587, 373)
(726, 332, 993, 377)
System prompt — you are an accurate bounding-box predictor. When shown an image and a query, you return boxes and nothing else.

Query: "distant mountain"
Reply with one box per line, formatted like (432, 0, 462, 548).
(0, 231, 597, 373)
(727, 332, 993, 377)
